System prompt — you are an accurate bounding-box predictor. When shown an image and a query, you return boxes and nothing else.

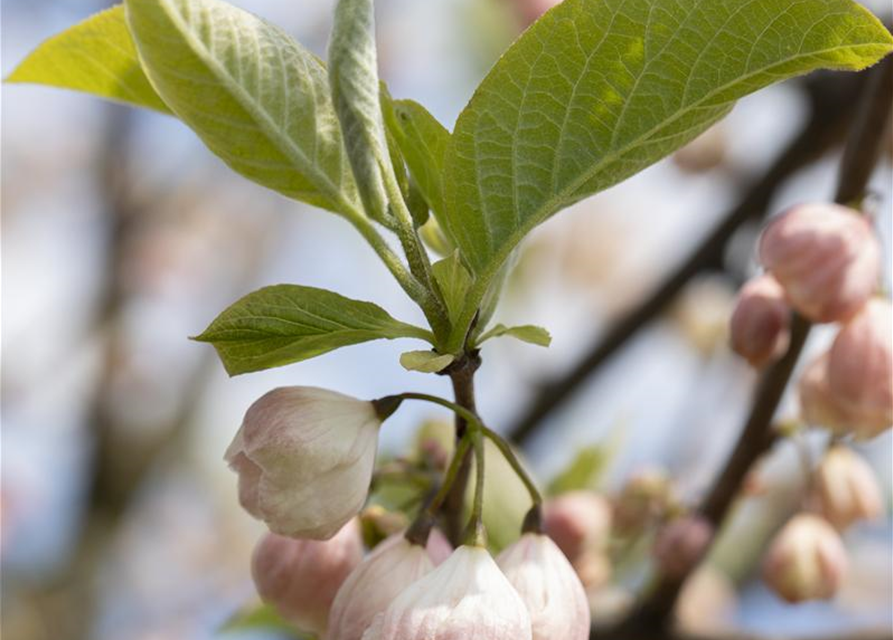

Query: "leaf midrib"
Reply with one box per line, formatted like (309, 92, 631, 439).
(155, 0, 360, 217)
(449, 39, 889, 348)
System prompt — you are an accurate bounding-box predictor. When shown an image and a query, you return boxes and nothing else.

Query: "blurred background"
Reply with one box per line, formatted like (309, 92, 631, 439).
(2, 0, 891, 639)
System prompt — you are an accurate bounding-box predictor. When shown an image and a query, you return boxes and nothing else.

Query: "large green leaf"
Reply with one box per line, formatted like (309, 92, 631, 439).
(194, 284, 432, 375)
(124, 0, 360, 214)
(442, 0, 892, 343)
(6, 5, 170, 113)
(329, 0, 396, 225)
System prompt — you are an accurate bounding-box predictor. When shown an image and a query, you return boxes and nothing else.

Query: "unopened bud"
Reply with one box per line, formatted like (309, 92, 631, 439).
(543, 491, 612, 562)
(653, 516, 714, 578)
(362, 546, 532, 639)
(815, 446, 883, 530)
(226, 387, 380, 540)
(497, 533, 590, 640)
(730, 275, 791, 367)
(327, 532, 447, 640)
(251, 520, 363, 635)
(799, 354, 858, 433)
(613, 468, 675, 533)
(759, 203, 880, 323)
(762, 514, 848, 603)
(827, 298, 893, 439)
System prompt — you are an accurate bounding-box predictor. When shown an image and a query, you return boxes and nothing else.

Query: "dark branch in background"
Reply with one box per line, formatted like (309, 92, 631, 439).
(506, 71, 865, 447)
(598, 56, 893, 640)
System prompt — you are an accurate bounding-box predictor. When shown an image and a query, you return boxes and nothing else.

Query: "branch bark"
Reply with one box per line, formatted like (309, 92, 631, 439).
(598, 56, 893, 640)
(507, 72, 864, 447)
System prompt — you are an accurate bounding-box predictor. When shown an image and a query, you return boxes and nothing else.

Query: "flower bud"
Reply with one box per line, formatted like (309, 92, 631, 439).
(497, 533, 590, 640)
(613, 468, 675, 533)
(762, 514, 848, 603)
(543, 491, 612, 562)
(252, 520, 363, 635)
(572, 550, 612, 590)
(362, 545, 532, 640)
(815, 446, 883, 530)
(798, 354, 858, 433)
(652, 516, 713, 579)
(759, 203, 880, 323)
(729, 275, 791, 367)
(327, 532, 448, 640)
(226, 386, 380, 539)
(827, 298, 893, 438)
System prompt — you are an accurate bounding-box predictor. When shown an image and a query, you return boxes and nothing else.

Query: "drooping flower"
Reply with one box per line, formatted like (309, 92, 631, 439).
(762, 514, 848, 603)
(815, 446, 883, 530)
(252, 520, 363, 635)
(497, 533, 590, 640)
(759, 203, 880, 323)
(826, 298, 893, 438)
(361, 545, 532, 640)
(729, 275, 791, 367)
(543, 491, 612, 562)
(327, 532, 450, 640)
(226, 386, 381, 539)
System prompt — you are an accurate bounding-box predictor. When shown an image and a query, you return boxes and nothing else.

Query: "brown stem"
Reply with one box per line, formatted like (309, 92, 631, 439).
(599, 57, 893, 640)
(507, 72, 863, 446)
(440, 351, 481, 544)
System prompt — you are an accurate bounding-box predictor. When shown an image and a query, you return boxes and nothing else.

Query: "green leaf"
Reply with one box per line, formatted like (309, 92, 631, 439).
(329, 0, 397, 224)
(383, 98, 452, 227)
(124, 0, 360, 214)
(194, 284, 432, 375)
(476, 323, 551, 347)
(399, 350, 455, 373)
(432, 252, 473, 325)
(6, 5, 170, 114)
(219, 603, 299, 636)
(442, 0, 893, 342)
(547, 445, 611, 496)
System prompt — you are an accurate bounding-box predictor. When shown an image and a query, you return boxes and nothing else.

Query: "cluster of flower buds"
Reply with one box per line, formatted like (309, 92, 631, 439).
(543, 491, 613, 589)
(226, 385, 591, 638)
(729, 203, 891, 440)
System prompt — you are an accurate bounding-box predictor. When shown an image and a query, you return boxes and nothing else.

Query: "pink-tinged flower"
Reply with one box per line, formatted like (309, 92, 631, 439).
(798, 354, 859, 433)
(759, 203, 880, 323)
(543, 491, 612, 562)
(252, 520, 363, 635)
(327, 532, 449, 640)
(361, 545, 532, 640)
(762, 514, 848, 603)
(729, 275, 791, 367)
(226, 386, 380, 539)
(827, 298, 893, 438)
(497, 533, 590, 640)
(816, 446, 883, 530)
(653, 516, 714, 579)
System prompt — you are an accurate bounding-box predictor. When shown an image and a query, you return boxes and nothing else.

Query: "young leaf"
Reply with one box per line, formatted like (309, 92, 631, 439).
(432, 252, 473, 324)
(399, 350, 455, 373)
(476, 323, 551, 347)
(124, 0, 360, 215)
(383, 98, 452, 225)
(442, 0, 893, 341)
(6, 5, 170, 114)
(329, 0, 397, 224)
(547, 445, 611, 496)
(194, 284, 432, 376)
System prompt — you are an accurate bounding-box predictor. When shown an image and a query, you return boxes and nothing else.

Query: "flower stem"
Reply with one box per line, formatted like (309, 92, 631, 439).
(480, 425, 543, 508)
(464, 429, 487, 546)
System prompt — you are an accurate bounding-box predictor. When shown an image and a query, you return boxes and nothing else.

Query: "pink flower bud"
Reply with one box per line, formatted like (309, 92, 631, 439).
(614, 468, 675, 534)
(816, 446, 883, 530)
(759, 203, 880, 323)
(729, 275, 791, 367)
(252, 520, 363, 635)
(361, 545, 532, 639)
(762, 514, 848, 603)
(798, 354, 859, 433)
(826, 298, 893, 438)
(543, 491, 612, 562)
(497, 533, 590, 640)
(327, 533, 447, 640)
(226, 387, 380, 539)
(572, 551, 612, 590)
(652, 516, 713, 579)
